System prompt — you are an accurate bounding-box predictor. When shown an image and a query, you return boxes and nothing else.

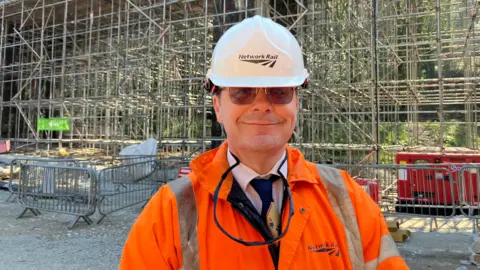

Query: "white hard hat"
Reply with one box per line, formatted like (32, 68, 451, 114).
(204, 15, 309, 91)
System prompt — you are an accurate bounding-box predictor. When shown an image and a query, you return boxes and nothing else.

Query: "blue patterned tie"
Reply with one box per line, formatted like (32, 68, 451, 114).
(250, 175, 281, 237)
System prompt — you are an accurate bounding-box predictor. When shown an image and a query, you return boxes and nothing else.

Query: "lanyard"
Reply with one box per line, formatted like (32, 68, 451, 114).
(212, 153, 295, 246)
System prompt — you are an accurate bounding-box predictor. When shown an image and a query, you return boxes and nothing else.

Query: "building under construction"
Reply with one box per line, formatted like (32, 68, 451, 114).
(0, 0, 479, 164)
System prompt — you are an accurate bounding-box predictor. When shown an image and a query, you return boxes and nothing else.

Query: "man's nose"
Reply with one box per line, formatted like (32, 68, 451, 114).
(252, 88, 272, 111)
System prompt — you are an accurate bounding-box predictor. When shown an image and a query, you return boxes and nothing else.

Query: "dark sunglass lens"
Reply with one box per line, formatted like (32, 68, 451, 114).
(266, 88, 294, 104)
(229, 88, 257, 104)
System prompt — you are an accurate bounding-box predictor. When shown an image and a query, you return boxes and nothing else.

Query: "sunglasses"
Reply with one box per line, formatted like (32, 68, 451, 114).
(225, 87, 297, 105)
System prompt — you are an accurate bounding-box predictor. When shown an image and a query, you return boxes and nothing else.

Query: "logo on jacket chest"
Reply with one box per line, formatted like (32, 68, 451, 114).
(308, 242, 340, 257)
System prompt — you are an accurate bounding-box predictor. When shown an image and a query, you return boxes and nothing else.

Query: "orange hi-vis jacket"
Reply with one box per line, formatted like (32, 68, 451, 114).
(120, 141, 409, 270)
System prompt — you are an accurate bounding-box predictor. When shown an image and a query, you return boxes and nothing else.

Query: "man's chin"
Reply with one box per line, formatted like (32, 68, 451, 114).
(241, 135, 285, 150)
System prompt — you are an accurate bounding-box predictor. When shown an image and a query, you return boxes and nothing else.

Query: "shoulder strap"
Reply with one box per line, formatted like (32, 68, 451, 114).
(167, 176, 200, 270)
(315, 164, 365, 270)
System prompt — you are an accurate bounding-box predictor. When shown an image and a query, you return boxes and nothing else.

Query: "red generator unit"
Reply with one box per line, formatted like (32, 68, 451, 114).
(177, 167, 192, 178)
(353, 177, 380, 203)
(395, 148, 480, 210)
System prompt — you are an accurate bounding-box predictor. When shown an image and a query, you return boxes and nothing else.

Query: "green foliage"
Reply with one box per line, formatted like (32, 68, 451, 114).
(421, 122, 470, 148)
(379, 149, 396, 165)
(316, 120, 475, 151)
(379, 123, 408, 146)
(422, 122, 441, 144)
(444, 123, 467, 147)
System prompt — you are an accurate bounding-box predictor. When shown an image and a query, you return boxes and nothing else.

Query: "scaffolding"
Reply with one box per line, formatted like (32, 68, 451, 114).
(0, 0, 479, 164)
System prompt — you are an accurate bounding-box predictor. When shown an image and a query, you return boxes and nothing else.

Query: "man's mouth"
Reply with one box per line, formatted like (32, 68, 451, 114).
(242, 122, 279, 126)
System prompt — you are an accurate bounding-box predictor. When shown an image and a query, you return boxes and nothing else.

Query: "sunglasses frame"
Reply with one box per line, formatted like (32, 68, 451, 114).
(218, 87, 298, 105)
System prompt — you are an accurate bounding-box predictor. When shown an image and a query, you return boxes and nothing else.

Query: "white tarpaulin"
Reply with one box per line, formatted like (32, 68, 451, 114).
(120, 138, 157, 161)
(118, 138, 158, 181)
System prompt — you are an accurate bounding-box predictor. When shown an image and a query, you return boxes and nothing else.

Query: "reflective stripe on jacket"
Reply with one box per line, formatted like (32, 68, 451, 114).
(120, 141, 409, 270)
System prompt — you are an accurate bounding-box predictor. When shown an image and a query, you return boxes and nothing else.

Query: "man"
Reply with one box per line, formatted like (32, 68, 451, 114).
(120, 15, 409, 270)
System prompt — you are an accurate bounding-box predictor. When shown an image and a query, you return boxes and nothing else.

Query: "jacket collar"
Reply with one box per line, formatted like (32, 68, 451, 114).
(227, 148, 287, 193)
(189, 141, 318, 200)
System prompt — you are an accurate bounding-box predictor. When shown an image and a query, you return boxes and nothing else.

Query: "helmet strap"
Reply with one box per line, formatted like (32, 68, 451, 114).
(301, 78, 310, 89)
(203, 78, 215, 93)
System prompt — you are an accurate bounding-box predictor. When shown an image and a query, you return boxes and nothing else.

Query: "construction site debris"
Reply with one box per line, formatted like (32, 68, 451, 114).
(388, 220, 412, 243)
(0, 167, 20, 179)
(58, 148, 70, 157)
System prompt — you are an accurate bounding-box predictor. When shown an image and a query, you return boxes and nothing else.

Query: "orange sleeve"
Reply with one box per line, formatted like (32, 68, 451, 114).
(119, 185, 181, 270)
(341, 170, 410, 270)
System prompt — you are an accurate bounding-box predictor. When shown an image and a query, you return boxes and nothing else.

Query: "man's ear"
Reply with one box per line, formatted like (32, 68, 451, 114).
(213, 94, 223, 124)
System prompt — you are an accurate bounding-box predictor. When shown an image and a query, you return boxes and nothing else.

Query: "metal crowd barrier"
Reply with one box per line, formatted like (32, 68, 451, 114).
(6, 158, 81, 203)
(451, 164, 480, 229)
(330, 163, 457, 232)
(95, 157, 191, 223)
(15, 155, 480, 232)
(155, 158, 191, 183)
(16, 163, 97, 229)
(8, 155, 192, 229)
(96, 159, 161, 224)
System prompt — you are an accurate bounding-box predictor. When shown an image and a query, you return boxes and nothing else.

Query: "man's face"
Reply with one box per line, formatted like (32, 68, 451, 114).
(213, 87, 299, 152)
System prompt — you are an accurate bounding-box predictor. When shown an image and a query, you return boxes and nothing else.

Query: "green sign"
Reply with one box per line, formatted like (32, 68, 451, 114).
(37, 117, 71, 131)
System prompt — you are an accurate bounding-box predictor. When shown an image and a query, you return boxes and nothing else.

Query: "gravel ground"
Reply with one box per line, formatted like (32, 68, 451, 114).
(399, 232, 478, 270)
(0, 190, 138, 270)
(1, 189, 480, 270)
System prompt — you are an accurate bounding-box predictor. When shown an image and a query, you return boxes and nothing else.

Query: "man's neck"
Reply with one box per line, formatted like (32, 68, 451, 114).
(229, 145, 286, 175)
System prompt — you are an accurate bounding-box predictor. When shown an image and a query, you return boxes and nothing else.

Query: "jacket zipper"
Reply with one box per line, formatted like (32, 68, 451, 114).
(231, 201, 279, 269)
(269, 244, 279, 270)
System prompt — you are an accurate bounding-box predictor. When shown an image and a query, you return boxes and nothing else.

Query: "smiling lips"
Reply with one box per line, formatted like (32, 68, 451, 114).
(240, 114, 283, 126)
(242, 122, 279, 126)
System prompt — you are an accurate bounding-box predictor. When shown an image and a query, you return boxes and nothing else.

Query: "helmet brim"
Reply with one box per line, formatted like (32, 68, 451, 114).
(208, 74, 308, 88)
